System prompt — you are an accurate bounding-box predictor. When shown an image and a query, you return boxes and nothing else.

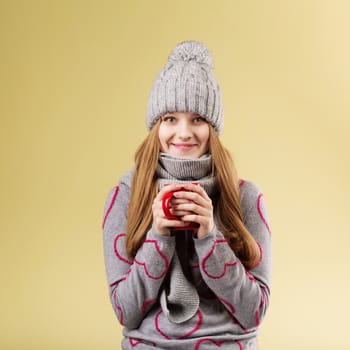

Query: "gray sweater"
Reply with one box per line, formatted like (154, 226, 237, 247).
(102, 169, 272, 350)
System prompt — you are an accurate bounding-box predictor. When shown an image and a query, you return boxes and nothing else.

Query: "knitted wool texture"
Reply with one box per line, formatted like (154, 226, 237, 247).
(160, 251, 200, 324)
(157, 154, 216, 323)
(102, 169, 272, 349)
(157, 153, 216, 195)
(117, 154, 216, 324)
(146, 41, 224, 134)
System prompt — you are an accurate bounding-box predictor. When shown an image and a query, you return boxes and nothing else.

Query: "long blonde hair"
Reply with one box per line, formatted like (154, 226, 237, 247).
(126, 121, 260, 270)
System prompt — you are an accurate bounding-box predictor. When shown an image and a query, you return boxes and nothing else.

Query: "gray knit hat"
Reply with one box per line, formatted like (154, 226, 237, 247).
(146, 41, 224, 134)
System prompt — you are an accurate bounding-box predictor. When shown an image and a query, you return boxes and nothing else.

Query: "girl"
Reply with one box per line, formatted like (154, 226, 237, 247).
(102, 41, 272, 350)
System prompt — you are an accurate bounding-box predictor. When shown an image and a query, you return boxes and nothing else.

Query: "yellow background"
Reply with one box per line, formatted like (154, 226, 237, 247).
(1, 1, 349, 349)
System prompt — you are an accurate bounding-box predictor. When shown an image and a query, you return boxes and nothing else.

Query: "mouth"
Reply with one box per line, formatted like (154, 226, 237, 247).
(171, 143, 197, 151)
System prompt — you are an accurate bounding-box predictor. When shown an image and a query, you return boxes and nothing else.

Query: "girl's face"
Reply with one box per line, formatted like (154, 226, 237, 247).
(158, 112, 210, 159)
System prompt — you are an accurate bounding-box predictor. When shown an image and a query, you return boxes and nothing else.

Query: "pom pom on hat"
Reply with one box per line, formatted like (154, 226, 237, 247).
(168, 41, 213, 67)
(146, 40, 224, 134)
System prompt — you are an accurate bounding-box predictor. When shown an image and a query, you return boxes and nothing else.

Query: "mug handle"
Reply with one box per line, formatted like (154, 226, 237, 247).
(162, 191, 178, 220)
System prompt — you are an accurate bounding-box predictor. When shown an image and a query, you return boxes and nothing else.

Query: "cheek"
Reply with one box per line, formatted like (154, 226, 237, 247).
(200, 127, 210, 147)
(159, 141, 166, 152)
(202, 140, 210, 153)
(158, 129, 168, 150)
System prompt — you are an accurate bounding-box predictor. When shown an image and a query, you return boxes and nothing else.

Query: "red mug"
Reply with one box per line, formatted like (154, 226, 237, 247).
(162, 187, 199, 231)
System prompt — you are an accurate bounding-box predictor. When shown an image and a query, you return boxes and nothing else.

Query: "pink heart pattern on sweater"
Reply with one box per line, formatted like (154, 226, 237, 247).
(194, 338, 223, 349)
(194, 338, 244, 350)
(155, 309, 203, 340)
(134, 239, 169, 280)
(201, 239, 237, 279)
(102, 185, 119, 229)
(257, 193, 271, 235)
(112, 290, 124, 326)
(142, 299, 156, 314)
(129, 338, 157, 348)
(114, 233, 132, 265)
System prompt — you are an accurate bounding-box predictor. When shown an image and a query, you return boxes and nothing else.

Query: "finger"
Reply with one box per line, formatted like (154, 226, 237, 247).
(160, 183, 185, 194)
(157, 183, 186, 198)
(175, 203, 211, 217)
(180, 213, 214, 232)
(170, 197, 192, 206)
(180, 214, 207, 228)
(162, 218, 191, 229)
(171, 208, 195, 217)
(181, 183, 208, 197)
(153, 183, 182, 204)
(173, 190, 209, 208)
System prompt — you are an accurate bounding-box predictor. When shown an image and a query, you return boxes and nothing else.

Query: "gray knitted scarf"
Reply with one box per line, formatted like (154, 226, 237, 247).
(120, 153, 217, 323)
(157, 153, 217, 324)
(157, 153, 216, 195)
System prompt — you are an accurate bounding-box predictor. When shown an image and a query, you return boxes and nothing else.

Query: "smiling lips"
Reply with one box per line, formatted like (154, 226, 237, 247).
(171, 143, 197, 151)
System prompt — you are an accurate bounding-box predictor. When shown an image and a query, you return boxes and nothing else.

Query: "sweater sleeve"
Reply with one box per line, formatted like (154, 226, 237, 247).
(102, 183, 176, 329)
(193, 180, 272, 331)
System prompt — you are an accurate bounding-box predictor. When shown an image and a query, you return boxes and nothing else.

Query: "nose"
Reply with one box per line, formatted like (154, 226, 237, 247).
(177, 119, 192, 140)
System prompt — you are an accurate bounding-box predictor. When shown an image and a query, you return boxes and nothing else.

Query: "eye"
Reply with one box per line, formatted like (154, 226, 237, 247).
(162, 115, 176, 123)
(193, 116, 207, 123)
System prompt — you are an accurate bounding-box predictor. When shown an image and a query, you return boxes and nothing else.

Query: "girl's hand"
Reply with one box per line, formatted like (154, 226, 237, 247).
(152, 184, 191, 236)
(171, 183, 214, 239)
